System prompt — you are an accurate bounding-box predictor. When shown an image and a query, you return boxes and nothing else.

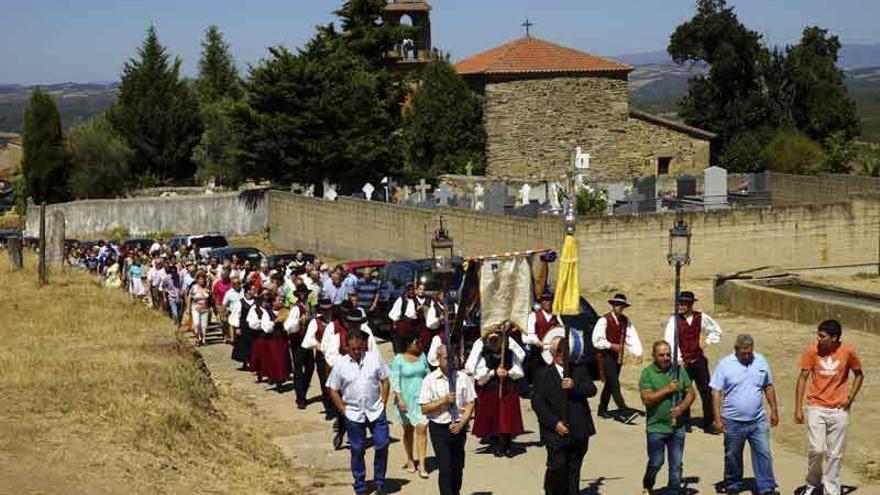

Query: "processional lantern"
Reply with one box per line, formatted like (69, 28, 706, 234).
(431, 216, 455, 280)
(667, 218, 692, 267)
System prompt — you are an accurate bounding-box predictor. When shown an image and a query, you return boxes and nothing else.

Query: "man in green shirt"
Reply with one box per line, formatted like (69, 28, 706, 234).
(639, 340, 696, 495)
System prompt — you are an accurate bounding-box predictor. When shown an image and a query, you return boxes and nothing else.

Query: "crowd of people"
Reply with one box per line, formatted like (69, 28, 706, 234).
(66, 237, 865, 495)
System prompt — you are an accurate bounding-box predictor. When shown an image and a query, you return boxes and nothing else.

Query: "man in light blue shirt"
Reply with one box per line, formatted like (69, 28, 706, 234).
(327, 327, 391, 495)
(710, 334, 780, 495)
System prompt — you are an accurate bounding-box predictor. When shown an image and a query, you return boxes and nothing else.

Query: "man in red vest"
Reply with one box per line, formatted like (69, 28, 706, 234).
(525, 293, 560, 385)
(592, 293, 643, 420)
(663, 290, 723, 433)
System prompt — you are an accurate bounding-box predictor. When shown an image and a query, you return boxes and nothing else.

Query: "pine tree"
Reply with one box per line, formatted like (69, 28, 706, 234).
(193, 25, 243, 186)
(195, 25, 242, 104)
(334, 0, 413, 70)
(401, 60, 485, 178)
(21, 87, 69, 203)
(108, 25, 203, 182)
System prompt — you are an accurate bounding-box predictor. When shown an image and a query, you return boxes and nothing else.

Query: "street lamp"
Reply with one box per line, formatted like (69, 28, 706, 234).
(667, 215, 692, 418)
(431, 216, 458, 421)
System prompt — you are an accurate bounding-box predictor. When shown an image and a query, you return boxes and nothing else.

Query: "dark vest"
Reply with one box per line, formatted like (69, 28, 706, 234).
(604, 313, 629, 346)
(678, 312, 704, 362)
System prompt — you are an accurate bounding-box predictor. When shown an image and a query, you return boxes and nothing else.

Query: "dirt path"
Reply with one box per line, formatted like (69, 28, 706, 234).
(199, 327, 876, 494)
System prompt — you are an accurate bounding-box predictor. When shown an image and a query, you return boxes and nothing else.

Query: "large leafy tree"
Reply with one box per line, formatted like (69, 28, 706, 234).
(68, 116, 131, 199)
(193, 25, 244, 187)
(784, 27, 860, 142)
(401, 60, 485, 178)
(108, 25, 203, 182)
(235, 37, 397, 190)
(21, 87, 69, 203)
(668, 0, 773, 145)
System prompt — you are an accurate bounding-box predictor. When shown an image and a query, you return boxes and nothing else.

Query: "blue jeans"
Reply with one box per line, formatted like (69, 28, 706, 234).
(723, 417, 777, 493)
(643, 430, 686, 491)
(345, 412, 390, 494)
(168, 300, 183, 326)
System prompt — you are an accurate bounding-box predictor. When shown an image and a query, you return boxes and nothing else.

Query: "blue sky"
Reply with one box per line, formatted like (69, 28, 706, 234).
(2, 0, 878, 84)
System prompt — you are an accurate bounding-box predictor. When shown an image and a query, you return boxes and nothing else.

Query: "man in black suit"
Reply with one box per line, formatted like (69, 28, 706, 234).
(531, 336, 598, 495)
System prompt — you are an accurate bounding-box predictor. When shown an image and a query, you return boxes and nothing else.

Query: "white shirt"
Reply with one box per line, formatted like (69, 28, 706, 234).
(425, 302, 458, 330)
(301, 317, 331, 351)
(149, 242, 161, 255)
(223, 288, 244, 325)
(554, 363, 565, 380)
(326, 353, 391, 423)
(473, 339, 525, 386)
(388, 295, 428, 321)
(229, 296, 252, 328)
(663, 312, 723, 362)
(283, 303, 306, 334)
(418, 369, 477, 424)
(321, 321, 378, 368)
(592, 313, 643, 358)
(246, 305, 275, 334)
(427, 335, 443, 367)
(525, 309, 557, 346)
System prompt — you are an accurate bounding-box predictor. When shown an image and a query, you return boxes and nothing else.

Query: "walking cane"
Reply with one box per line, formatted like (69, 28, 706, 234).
(498, 323, 509, 399)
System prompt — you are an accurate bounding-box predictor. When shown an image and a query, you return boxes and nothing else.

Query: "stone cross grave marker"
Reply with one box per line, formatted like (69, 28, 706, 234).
(519, 183, 531, 206)
(435, 182, 452, 207)
(484, 182, 507, 216)
(703, 166, 728, 210)
(548, 182, 561, 210)
(417, 179, 432, 203)
(465, 162, 473, 176)
(575, 146, 590, 170)
(322, 181, 338, 201)
(304, 184, 315, 197)
(362, 182, 375, 201)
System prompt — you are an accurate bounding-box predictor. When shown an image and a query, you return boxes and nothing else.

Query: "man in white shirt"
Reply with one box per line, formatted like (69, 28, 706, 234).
(663, 290, 723, 433)
(419, 344, 476, 495)
(388, 282, 430, 353)
(302, 299, 336, 419)
(327, 330, 391, 495)
(591, 293, 643, 420)
(284, 286, 311, 410)
(524, 293, 560, 384)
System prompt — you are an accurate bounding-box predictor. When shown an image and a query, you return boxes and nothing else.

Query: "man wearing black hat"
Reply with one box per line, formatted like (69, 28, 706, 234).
(663, 290, 723, 433)
(591, 293, 643, 420)
(302, 298, 337, 418)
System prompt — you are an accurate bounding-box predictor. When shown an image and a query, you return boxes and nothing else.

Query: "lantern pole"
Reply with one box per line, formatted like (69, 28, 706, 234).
(432, 216, 458, 422)
(667, 213, 692, 421)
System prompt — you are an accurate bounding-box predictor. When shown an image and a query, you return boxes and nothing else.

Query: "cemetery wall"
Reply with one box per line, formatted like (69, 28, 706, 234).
(24, 191, 268, 237)
(768, 173, 880, 205)
(481, 76, 709, 181)
(269, 191, 880, 287)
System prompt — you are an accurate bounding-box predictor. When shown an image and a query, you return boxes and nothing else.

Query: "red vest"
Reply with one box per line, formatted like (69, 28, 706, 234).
(314, 317, 329, 342)
(335, 320, 350, 356)
(604, 313, 628, 346)
(678, 312, 703, 362)
(534, 310, 559, 341)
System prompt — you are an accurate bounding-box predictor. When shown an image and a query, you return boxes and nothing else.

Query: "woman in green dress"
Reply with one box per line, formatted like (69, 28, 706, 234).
(389, 333, 430, 478)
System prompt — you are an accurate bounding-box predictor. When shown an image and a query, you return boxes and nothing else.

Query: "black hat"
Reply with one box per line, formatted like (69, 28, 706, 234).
(344, 311, 366, 324)
(318, 298, 333, 309)
(679, 291, 698, 302)
(539, 292, 553, 302)
(608, 293, 630, 307)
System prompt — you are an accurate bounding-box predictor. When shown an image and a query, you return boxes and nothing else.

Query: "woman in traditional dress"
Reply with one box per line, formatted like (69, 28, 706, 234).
(189, 271, 212, 346)
(472, 330, 526, 457)
(389, 333, 431, 478)
(231, 283, 258, 370)
(265, 292, 293, 391)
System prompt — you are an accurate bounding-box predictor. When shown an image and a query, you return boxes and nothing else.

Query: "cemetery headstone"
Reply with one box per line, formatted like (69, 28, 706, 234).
(703, 166, 729, 210)
(362, 182, 375, 201)
(323, 181, 338, 201)
(633, 176, 657, 213)
(474, 184, 485, 212)
(484, 183, 507, 216)
(677, 175, 697, 198)
(435, 182, 452, 207)
(304, 184, 315, 197)
(519, 183, 531, 206)
(605, 182, 627, 214)
(417, 179, 432, 203)
(548, 183, 561, 210)
(46, 210, 65, 269)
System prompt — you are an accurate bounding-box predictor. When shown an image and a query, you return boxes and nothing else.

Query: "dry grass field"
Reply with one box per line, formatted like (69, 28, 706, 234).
(0, 256, 302, 494)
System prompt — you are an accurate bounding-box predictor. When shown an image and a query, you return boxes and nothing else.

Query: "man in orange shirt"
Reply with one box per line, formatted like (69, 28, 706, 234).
(794, 319, 864, 495)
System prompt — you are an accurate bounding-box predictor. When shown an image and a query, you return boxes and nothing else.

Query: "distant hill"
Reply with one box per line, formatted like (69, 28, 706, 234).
(0, 82, 118, 133)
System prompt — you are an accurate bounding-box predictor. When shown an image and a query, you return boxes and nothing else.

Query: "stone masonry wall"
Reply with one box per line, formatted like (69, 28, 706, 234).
(269, 190, 880, 288)
(482, 76, 709, 181)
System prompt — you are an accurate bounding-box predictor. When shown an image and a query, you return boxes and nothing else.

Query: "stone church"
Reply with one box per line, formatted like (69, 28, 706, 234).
(386, 1, 715, 181)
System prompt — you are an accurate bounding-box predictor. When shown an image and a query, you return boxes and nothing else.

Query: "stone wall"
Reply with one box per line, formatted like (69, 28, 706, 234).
(769, 173, 880, 205)
(269, 190, 880, 288)
(481, 75, 709, 181)
(25, 191, 268, 237)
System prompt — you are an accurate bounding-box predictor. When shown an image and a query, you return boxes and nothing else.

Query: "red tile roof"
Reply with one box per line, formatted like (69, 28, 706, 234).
(455, 36, 633, 76)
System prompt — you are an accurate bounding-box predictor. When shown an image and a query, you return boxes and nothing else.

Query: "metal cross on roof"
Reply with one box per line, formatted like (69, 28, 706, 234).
(522, 18, 533, 37)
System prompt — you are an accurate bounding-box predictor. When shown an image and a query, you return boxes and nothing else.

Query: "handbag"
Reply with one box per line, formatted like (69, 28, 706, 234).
(180, 311, 193, 332)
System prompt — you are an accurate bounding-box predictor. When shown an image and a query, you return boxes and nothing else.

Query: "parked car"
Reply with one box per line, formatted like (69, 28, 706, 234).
(0, 229, 21, 248)
(267, 252, 316, 271)
(210, 246, 266, 266)
(168, 233, 228, 257)
(343, 259, 388, 278)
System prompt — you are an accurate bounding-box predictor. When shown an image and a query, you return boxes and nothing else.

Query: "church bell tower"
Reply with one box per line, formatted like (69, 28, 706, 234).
(384, 0, 433, 64)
